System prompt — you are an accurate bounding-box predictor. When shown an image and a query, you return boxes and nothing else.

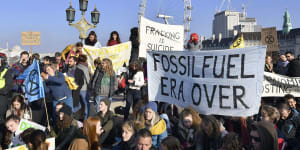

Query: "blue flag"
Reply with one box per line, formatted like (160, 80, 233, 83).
(17, 59, 45, 102)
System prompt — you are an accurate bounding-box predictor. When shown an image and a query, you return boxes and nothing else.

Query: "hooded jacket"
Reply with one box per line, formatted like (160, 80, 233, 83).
(187, 33, 200, 51)
(277, 111, 300, 148)
(145, 113, 168, 148)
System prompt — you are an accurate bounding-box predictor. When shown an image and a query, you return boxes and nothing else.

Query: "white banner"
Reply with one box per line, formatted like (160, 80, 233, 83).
(16, 119, 46, 135)
(147, 46, 266, 117)
(139, 16, 184, 58)
(83, 42, 132, 73)
(263, 72, 300, 97)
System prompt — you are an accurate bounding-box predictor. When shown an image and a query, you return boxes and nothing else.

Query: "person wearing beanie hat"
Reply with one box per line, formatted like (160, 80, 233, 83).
(59, 104, 72, 117)
(145, 102, 157, 112)
(96, 97, 115, 145)
(143, 102, 167, 149)
(186, 33, 200, 51)
(53, 104, 82, 150)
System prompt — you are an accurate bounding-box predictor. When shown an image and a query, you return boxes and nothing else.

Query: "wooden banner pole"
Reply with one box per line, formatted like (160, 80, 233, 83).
(43, 97, 50, 129)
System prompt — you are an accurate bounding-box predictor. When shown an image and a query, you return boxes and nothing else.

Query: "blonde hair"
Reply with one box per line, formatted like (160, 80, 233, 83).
(122, 121, 135, 134)
(102, 58, 114, 76)
(262, 105, 280, 124)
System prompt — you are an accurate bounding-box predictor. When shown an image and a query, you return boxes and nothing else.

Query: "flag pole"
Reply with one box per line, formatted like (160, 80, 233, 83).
(42, 97, 50, 128)
(37, 59, 50, 129)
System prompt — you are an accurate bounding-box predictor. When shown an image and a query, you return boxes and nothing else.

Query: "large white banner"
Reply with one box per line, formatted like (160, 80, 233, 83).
(263, 72, 300, 97)
(147, 46, 266, 117)
(139, 16, 184, 58)
(83, 42, 132, 73)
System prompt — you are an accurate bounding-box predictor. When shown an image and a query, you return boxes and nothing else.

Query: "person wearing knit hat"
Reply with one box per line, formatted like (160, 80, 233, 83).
(96, 97, 115, 145)
(145, 101, 157, 112)
(55, 104, 82, 150)
(143, 101, 167, 149)
(59, 104, 72, 117)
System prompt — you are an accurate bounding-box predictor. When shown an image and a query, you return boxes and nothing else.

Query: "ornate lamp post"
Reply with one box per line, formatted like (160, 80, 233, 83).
(66, 0, 100, 41)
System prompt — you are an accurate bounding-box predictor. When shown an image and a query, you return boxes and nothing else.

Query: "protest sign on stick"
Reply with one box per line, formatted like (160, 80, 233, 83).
(139, 16, 184, 58)
(147, 46, 266, 117)
(261, 27, 279, 52)
(21, 31, 40, 55)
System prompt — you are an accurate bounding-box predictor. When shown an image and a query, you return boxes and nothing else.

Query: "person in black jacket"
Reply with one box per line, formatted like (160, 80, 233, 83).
(66, 56, 84, 114)
(113, 121, 136, 150)
(90, 58, 117, 113)
(0, 53, 13, 146)
(277, 103, 300, 150)
(52, 104, 81, 150)
(286, 52, 300, 77)
(129, 27, 139, 63)
(175, 107, 201, 150)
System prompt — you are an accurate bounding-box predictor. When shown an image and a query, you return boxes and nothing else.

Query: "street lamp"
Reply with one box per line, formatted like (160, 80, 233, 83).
(65, 0, 100, 41)
(91, 5, 100, 25)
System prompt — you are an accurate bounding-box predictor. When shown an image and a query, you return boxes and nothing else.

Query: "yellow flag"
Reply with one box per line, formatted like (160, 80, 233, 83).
(230, 34, 245, 49)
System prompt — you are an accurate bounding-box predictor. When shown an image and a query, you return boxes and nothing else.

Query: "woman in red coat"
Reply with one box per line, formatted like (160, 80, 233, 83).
(107, 31, 121, 46)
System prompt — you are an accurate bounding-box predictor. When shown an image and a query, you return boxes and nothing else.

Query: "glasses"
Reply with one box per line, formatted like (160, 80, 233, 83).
(250, 135, 261, 142)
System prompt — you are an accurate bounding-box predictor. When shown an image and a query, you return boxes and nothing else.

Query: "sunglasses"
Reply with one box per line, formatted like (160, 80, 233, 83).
(250, 135, 261, 142)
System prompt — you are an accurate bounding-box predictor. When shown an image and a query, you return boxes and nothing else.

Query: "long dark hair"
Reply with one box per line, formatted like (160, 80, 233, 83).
(85, 31, 98, 46)
(200, 115, 221, 138)
(108, 31, 121, 44)
(129, 27, 138, 41)
(10, 95, 27, 111)
(29, 130, 47, 150)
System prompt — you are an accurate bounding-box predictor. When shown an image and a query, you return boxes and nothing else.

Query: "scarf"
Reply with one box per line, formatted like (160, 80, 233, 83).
(278, 60, 289, 67)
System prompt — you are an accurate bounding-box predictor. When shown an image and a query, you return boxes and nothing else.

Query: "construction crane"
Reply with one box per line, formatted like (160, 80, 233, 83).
(217, 0, 231, 12)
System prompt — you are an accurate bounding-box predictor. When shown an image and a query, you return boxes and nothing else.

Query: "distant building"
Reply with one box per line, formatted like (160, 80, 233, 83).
(201, 32, 261, 50)
(212, 5, 261, 38)
(203, 9, 300, 57)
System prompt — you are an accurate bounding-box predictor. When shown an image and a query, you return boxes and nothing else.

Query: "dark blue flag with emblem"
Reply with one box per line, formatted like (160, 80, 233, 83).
(17, 59, 45, 102)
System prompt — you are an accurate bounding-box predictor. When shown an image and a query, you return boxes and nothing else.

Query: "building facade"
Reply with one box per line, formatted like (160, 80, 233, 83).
(212, 8, 261, 38)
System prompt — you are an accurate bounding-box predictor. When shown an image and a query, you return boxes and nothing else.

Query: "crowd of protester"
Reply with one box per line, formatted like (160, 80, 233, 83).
(0, 30, 299, 150)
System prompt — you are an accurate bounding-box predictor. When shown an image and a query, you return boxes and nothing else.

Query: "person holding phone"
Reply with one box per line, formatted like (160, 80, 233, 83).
(11, 51, 29, 93)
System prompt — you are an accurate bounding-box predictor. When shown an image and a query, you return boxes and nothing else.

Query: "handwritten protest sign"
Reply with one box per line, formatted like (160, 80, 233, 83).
(21, 31, 40, 46)
(83, 42, 132, 73)
(16, 119, 46, 135)
(263, 72, 300, 97)
(147, 46, 266, 117)
(139, 16, 184, 58)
